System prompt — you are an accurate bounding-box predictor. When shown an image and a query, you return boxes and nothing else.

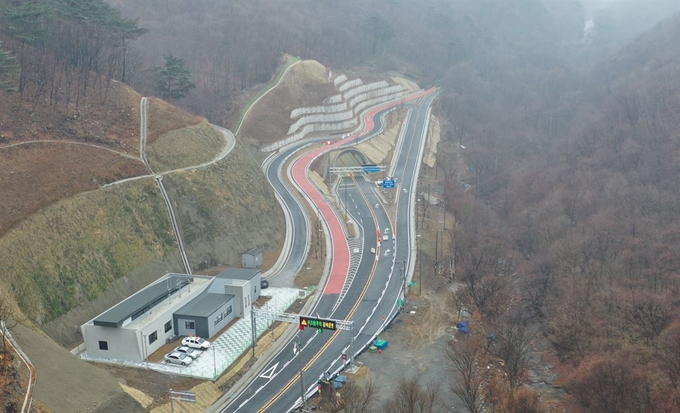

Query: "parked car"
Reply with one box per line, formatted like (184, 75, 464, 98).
(174, 346, 199, 359)
(164, 352, 193, 366)
(261, 279, 269, 289)
(181, 336, 210, 350)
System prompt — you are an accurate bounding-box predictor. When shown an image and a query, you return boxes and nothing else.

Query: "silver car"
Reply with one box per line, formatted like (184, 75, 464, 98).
(174, 346, 199, 359)
(164, 352, 193, 366)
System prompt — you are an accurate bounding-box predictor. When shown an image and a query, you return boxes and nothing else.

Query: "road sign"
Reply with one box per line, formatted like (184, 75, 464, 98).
(382, 179, 395, 188)
(363, 166, 381, 173)
(299, 316, 337, 331)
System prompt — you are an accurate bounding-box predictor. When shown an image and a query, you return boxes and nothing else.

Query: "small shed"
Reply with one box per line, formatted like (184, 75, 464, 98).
(242, 247, 263, 269)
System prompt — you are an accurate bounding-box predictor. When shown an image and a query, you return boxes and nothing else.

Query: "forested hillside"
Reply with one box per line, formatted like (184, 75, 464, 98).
(445, 12, 680, 412)
(2, 0, 680, 410)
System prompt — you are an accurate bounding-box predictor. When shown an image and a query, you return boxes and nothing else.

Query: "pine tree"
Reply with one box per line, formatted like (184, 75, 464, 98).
(154, 54, 195, 100)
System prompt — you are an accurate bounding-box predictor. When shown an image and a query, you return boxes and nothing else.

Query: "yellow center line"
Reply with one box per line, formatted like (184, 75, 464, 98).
(257, 176, 381, 413)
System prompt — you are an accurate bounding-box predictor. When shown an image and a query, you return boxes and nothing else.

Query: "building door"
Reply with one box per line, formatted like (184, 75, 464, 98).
(178, 318, 197, 336)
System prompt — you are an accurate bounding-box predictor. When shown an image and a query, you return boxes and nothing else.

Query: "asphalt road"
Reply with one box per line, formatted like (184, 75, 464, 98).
(216, 89, 439, 412)
(263, 144, 314, 287)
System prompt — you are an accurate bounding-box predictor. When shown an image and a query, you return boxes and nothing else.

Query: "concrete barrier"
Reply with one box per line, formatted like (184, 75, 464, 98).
(333, 74, 348, 87)
(338, 78, 362, 92)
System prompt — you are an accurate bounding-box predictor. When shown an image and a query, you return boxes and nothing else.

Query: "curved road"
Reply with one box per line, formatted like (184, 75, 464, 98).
(213, 88, 438, 412)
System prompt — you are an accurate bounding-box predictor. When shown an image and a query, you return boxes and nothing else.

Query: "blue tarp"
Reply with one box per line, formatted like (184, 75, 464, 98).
(457, 321, 470, 334)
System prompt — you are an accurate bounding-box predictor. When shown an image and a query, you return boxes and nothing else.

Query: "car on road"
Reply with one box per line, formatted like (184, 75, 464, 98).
(164, 352, 193, 366)
(382, 235, 389, 241)
(181, 336, 210, 350)
(174, 346, 199, 359)
(370, 247, 376, 254)
(261, 279, 269, 289)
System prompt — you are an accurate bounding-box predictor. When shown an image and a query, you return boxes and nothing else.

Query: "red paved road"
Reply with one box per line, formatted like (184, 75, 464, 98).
(291, 88, 437, 295)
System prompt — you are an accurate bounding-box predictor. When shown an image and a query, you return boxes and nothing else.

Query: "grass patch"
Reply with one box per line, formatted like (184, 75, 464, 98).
(0, 179, 177, 323)
(163, 140, 284, 271)
(146, 97, 204, 144)
(146, 122, 225, 173)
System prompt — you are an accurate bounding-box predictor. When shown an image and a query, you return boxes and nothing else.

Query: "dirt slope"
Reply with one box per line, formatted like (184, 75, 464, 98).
(238, 60, 335, 146)
(11, 323, 143, 413)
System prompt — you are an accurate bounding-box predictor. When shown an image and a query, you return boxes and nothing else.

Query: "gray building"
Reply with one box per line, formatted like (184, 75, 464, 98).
(242, 247, 263, 269)
(173, 292, 236, 339)
(81, 274, 212, 362)
(211, 268, 261, 318)
(81, 268, 262, 363)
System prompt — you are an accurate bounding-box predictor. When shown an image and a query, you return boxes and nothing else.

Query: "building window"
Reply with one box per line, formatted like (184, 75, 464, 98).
(149, 331, 157, 344)
(185, 321, 195, 330)
(164, 320, 172, 333)
(226, 306, 232, 316)
(99, 341, 108, 350)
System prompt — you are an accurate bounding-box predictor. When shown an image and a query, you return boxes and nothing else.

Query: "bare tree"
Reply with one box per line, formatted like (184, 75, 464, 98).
(338, 380, 379, 413)
(491, 309, 534, 388)
(447, 336, 488, 413)
(383, 376, 444, 413)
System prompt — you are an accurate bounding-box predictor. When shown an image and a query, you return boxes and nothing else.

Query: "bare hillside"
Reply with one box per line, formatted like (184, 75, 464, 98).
(238, 60, 335, 146)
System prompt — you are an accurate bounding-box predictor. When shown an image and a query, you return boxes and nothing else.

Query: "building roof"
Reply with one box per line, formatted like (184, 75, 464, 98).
(215, 268, 260, 281)
(93, 274, 194, 328)
(175, 292, 235, 318)
(244, 247, 263, 256)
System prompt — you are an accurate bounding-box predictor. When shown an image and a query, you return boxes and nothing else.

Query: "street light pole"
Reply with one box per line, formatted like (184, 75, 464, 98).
(343, 176, 348, 221)
(350, 322, 355, 368)
(296, 338, 306, 409)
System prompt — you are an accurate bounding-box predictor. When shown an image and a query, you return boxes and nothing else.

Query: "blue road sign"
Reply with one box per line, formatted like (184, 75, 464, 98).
(363, 167, 381, 173)
(382, 179, 395, 188)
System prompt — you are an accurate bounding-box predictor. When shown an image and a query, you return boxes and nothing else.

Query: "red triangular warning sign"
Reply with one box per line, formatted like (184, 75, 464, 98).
(301, 319, 308, 326)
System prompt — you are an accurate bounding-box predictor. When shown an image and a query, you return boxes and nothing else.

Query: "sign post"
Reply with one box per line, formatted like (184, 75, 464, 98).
(169, 389, 196, 413)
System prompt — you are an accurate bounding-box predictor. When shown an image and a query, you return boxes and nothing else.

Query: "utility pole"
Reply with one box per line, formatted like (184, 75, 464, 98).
(434, 228, 439, 278)
(419, 244, 422, 297)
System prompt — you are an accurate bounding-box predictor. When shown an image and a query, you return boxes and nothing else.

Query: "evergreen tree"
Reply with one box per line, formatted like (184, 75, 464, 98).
(0, 42, 18, 92)
(154, 54, 195, 100)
